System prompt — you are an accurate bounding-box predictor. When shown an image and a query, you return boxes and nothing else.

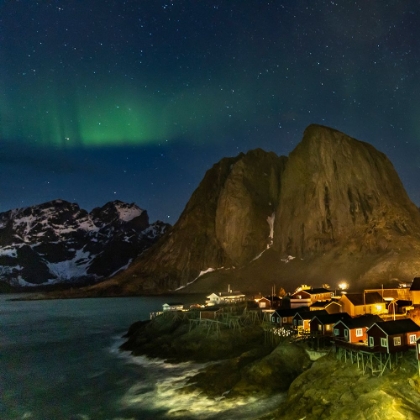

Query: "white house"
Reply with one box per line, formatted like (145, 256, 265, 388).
(206, 291, 246, 306)
(162, 302, 184, 311)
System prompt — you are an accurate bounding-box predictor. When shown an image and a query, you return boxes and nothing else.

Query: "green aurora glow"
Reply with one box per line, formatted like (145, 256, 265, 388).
(0, 80, 249, 148)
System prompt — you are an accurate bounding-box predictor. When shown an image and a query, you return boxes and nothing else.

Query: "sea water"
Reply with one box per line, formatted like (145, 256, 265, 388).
(0, 294, 284, 419)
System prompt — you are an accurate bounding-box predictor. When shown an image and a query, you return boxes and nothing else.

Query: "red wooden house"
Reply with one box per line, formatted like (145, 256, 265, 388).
(293, 310, 328, 333)
(367, 319, 420, 353)
(271, 307, 309, 327)
(333, 314, 383, 343)
(310, 312, 351, 336)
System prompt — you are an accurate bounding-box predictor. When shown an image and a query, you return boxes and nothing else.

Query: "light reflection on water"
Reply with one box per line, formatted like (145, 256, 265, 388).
(0, 294, 284, 419)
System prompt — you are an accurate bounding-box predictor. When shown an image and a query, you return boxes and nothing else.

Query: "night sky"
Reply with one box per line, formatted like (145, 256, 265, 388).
(1, 1, 419, 223)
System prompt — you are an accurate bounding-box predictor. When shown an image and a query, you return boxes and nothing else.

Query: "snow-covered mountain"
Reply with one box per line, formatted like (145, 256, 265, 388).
(0, 199, 169, 289)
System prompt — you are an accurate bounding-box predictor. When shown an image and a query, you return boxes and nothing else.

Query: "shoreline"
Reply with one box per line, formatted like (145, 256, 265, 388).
(119, 306, 312, 401)
(120, 305, 420, 419)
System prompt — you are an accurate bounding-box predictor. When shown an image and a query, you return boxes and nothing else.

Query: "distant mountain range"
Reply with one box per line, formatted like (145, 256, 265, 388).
(0, 200, 169, 290)
(4, 124, 420, 296)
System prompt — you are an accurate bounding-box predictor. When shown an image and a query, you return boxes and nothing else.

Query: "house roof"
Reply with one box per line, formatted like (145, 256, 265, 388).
(293, 288, 331, 297)
(312, 312, 351, 325)
(307, 288, 332, 295)
(264, 296, 282, 301)
(295, 310, 328, 320)
(381, 290, 399, 299)
(343, 292, 384, 306)
(310, 300, 340, 308)
(391, 300, 413, 307)
(371, 319, 420, 335)
(207, 292, 245, 298)
(410, 277, 420, 291)
(273, 307, 310, 317)
(219, 292, 245, 297)
(335, 314, 383, 329)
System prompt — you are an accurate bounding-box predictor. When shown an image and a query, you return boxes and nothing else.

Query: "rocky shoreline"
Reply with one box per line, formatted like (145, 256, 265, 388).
(120, 308, 311, 400)
(121, 308, 420, 419)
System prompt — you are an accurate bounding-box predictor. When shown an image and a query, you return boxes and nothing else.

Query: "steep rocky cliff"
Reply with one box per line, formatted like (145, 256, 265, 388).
(97, 149, 286, 293)
(90, 124, 420, 295)
(274, 124, 420, 256)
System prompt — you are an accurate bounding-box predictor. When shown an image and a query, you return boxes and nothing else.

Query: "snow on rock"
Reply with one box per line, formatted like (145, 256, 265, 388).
(252, 249, 267, 261)
(46, 249, 92, 281)
(198, 268, 215, 277)
(0, 247, 17, 258)
(115, 203, 143, 222)
(175, 267, 220, 291)
(266, 212, 275, 248)
(0, 199, 169, 287)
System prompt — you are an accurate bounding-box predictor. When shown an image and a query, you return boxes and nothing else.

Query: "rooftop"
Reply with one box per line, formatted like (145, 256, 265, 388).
(410, 277, 420, 291)
(373, 319, 420, 335)
(343, 292, 384, 306)
(336, 314, 383, 329)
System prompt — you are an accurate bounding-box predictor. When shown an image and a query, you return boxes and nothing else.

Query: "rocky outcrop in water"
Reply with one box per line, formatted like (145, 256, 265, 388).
(120, 309, 310, 398)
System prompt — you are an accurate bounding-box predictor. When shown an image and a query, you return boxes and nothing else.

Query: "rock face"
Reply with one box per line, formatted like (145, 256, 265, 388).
(105, 149, 286, 293)
(0, 199, 169, 288)
(260, 353, 420, 420)
(95, 124, 420, 295)
(274, 125, 420, 256)
(120, 310, 310, 398)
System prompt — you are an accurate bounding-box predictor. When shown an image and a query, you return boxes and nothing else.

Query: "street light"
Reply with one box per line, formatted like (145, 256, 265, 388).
(338, 281, 349, 294)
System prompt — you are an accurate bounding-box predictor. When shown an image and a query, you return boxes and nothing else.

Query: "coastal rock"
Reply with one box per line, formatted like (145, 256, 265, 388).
(259, 353, 420, 420)
(120, 309, 310, 398)
(232, 341, 311, 395)
(121, 309, 266, 362)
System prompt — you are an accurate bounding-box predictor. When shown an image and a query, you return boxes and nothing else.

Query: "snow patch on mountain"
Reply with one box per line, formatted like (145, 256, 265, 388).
(115, 204, 143, 222)
(46, 249, 93, 281)
(0, 247, 17, 258)
(267, 212, 275, 248)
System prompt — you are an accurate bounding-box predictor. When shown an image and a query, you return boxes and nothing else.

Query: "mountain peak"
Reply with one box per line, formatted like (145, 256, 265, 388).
(90, 201, 147, 227)
(0, 200, 168, 289)
(101, 124, 420, 294)
(274, 123, 420, 257)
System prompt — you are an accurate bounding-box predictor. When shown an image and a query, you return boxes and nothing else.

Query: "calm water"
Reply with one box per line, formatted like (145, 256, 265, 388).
(0, 294, 283, 420)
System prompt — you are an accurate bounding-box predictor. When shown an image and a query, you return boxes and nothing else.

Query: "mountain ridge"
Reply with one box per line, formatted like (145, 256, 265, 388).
(88, 124, 420, 295)
(0, 199, 169, 289)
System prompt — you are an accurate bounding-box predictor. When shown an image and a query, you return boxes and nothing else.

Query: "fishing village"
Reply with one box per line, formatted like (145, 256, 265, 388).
(147, 278, 420, 378)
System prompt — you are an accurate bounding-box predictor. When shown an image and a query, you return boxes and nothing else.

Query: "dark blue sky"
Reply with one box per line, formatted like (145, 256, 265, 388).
(1, 1, 419, 222)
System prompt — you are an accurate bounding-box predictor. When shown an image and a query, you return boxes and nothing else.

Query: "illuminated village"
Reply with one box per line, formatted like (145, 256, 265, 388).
(157, 278, 420, 377)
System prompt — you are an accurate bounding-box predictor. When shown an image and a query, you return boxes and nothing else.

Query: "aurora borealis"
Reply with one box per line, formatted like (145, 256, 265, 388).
(1, 1, 420, 221)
